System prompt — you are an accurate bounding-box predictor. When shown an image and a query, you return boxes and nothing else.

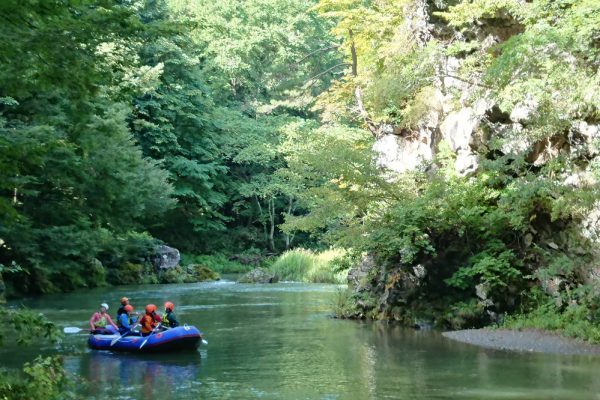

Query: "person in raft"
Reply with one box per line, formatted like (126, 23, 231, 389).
(162, 301, 180, 328)
(117, 304, 138, 335)
(89, 303, 118, 334)
(116, 297, 130, 318)
(140, 304, 162, 336)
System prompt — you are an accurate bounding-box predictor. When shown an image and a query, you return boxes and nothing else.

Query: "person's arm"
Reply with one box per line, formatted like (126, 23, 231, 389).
(169, 313, 179, 327)
(89, 313, 97, 330)
(153, 312, 162, 323)
(119, 314, 130, 330)
(106, 314, 118, 330)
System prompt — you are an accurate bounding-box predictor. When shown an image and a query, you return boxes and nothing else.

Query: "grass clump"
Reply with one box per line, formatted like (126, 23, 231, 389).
(331, 288, 356, 318)
(269, 248, 349, 283)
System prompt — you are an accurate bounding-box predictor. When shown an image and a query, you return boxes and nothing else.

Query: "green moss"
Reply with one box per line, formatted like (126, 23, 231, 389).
(184, 264, 220, 282)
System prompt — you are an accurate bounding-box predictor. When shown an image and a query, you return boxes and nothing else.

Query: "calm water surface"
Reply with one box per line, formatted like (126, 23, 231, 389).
(3, 280, 600, 399)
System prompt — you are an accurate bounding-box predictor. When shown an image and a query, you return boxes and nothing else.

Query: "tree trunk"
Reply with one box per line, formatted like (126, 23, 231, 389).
(268, 197, 276, 252)
(284, 196, 294, 250)
(255, 196, 268, 244)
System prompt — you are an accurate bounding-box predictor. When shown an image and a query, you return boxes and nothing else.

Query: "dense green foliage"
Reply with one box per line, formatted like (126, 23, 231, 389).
(0, 0, 341, 296)
(0, 307, 73, 400)
(1, 0, 600, 341)
(280, 0, 600, 337)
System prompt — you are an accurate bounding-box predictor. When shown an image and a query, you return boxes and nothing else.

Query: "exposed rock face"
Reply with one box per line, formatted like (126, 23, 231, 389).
(346, 256, 428, 321)
(153, 245, 180, 270)
(238, 267, 279, 284)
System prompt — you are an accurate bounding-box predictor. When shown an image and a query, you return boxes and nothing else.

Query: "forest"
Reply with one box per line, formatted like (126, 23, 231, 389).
(2, 0, 600, 397)
(2, 0, 600, 353)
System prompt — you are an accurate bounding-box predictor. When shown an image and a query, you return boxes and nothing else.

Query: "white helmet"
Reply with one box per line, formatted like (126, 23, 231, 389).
(100, 303, 109, 310)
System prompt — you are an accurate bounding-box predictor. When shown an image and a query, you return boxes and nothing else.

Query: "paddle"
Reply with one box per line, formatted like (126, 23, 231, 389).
(64, 327, 87, 334)
(139, 323, 162, 349)
(110, 321, 140, 346)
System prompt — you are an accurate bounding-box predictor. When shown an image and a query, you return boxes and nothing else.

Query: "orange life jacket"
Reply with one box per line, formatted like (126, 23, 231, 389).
(141, 313, 159, 334)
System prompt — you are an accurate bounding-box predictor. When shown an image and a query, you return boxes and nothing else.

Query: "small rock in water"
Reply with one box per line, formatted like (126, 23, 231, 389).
(238, 268, 279, 284)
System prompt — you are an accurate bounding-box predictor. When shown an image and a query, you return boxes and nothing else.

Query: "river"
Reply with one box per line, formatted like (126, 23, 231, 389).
(3, 279, 600, 399)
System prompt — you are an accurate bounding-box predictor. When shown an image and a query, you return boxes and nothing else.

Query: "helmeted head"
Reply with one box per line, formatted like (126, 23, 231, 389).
(164, 301, 174, 312)
(124, 304, 134, 313)
(100, 303, 109, 312)
(120, 297, 129, 305)
(145, 304, 157, 314)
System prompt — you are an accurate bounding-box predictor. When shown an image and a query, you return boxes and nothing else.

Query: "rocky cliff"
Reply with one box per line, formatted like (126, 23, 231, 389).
(343, 0, 600, 328)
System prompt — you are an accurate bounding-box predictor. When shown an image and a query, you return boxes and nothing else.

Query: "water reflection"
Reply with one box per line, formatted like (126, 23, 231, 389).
(7, 281, 600, 399)
(68, 351, 202, 399)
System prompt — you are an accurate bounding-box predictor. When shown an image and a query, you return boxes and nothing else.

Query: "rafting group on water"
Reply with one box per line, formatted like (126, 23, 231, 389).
(66, 297, 206, 353)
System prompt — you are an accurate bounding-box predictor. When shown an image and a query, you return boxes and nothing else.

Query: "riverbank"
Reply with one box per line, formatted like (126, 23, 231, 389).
(443, 328, 600, 356)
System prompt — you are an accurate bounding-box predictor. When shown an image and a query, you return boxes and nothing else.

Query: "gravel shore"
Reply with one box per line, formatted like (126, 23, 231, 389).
(443, 329, 600, 355)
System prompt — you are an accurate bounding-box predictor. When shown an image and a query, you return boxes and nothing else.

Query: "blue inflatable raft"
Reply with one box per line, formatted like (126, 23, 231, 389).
(88, 325, 203, 353)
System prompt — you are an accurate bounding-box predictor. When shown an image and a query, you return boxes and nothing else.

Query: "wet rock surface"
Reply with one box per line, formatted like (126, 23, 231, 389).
(443, 329, 600, 355)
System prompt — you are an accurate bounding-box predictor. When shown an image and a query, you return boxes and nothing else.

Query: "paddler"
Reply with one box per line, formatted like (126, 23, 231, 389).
(140, 304, 162, 336)
(89, 303, 118, 334)
(116, 297, 130, 318)
(162, 301, 180, 328)
(117, 304, 137, 335)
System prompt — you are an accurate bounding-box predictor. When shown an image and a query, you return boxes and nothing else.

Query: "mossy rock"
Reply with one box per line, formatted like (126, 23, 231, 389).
(158, 266, 186, 284)
(238, 267, 279, 284)
(184, 264, 220, 282)
(158, 265, 219, 284)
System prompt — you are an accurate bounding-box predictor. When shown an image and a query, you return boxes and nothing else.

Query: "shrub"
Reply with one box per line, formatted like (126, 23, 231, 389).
(0, 356, 77, 400)
(107, 262, 144, 285)
(503, 298, 600, 343)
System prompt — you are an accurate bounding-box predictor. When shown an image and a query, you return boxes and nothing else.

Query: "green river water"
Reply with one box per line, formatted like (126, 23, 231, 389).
(3, 279, 600, 399)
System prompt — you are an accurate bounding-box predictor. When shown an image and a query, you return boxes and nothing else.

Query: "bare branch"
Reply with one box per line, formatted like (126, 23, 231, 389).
(296, 44, 340, 65)
(304, 62, 350, 85)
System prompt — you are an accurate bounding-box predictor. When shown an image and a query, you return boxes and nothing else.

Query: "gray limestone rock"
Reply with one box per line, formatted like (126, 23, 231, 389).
(153, 245, 180, 270)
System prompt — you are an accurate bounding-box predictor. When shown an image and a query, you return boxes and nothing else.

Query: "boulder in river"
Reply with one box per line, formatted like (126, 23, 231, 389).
(153, 245, 180, 270)
(238, 268, 279, 284)
(185, 264, 220, 282)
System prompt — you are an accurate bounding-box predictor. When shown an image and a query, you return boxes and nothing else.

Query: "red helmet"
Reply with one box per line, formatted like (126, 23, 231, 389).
(164, 301, 174, 311)
(120, 297, 129, 304)
(124, 305, 134, 312)
(145, 304, 157, 314)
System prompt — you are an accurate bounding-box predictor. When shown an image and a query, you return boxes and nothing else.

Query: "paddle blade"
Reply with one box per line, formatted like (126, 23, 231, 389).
(202, 339, 208, 345)
(64, 327, 84, 334)
(110, 336, 122, 346)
